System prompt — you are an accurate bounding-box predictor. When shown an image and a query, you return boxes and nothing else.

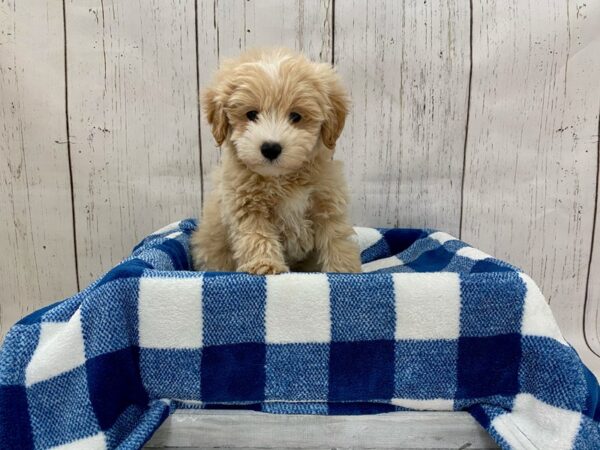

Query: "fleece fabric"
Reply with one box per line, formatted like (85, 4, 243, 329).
(1, 219, 598, 449)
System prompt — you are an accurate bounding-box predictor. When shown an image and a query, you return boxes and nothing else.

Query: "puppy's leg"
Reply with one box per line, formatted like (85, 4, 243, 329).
(310, 165, 362, 273)
(312, 217, 362, 273)
(229, 212, 289, 275)
(191, 195, 235, 271)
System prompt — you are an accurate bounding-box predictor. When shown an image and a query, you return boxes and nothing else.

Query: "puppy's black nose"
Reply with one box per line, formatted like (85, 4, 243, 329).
(260, 142, 282, 161)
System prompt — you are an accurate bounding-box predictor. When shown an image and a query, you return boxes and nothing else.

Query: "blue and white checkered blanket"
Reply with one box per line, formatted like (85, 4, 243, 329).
(1, 219, 599, 449)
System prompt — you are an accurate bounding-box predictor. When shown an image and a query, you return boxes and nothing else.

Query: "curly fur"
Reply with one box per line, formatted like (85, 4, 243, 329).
(191, 48, 361, 274)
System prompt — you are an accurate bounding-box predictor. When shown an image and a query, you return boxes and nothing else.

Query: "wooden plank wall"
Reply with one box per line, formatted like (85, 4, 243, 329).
(1, 0, 599, 371)
(462, 0, 600, 369)
(335, 0, 470, 236)
(65, 0, 203, 287)
(0, 0, 78, 332)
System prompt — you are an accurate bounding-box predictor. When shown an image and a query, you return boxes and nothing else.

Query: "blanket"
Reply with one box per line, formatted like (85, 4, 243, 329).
(0, 219, 598, 449)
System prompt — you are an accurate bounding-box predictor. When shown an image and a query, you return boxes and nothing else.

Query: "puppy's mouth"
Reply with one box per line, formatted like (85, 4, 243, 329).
(248, 159, 295, 177)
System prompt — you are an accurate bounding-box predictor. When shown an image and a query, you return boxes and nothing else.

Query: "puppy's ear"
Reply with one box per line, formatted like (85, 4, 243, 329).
(320, 68, 349, 150)
(202, 87, 229, 146)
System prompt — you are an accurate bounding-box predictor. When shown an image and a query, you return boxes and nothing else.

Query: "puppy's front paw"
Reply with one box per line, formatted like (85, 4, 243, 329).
(322, 242, 363, 273)
(238, 259, 289, 275)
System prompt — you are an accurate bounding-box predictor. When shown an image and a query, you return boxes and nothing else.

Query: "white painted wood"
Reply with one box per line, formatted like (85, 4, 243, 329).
(334, 0, 471, 236)
(144, 410, 498, 449)
(461, 0, 600, 373)
(585, 153, 600, 355)
(0, 0, 78, 338)
(65, 0, 203, 287)
(197, 0, 333, 193)
(1, 0, 598, 379)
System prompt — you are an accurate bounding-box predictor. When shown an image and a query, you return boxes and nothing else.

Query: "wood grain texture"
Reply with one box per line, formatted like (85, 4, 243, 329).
(0, 0, 78, 337)
(334, 0, 471, 235)
(65, 0, 202, 287)
(585, 116, 600, 355)
(1, 0, 599, 376)
(145, 410, 498, 449)
(197, 0, 333, 193)
(461, 0, 600, 370)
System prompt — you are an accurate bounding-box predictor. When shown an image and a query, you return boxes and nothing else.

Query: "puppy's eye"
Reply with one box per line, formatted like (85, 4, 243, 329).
(246, 110, 258, 122)
(289, 112, 302, 124)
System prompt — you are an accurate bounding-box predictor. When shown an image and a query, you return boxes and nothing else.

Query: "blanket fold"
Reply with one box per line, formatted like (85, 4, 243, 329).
(0, 219, 598, 449)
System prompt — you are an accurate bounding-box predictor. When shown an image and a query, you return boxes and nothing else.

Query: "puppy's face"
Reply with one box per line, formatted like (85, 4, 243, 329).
(203, 49, 348, 177)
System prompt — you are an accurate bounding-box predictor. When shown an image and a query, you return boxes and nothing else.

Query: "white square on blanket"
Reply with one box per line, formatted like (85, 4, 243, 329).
(139, 277, 203, 349)
(266, 273, 331, 344)
(25, 309, 86, 386)
(362, 255, 404, 272)
(456, 246, 491, 260)
(491, 394, 581, 450)
(352, 227, 383, 252)
(51, 433, 106, 450)
(519, 273, 568, 345)
(428, 231, 457, 245)
(393, 273, 461, 340)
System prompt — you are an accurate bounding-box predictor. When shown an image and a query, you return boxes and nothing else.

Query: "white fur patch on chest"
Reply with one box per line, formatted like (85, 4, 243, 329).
(275, 187, 314, 262)
(275, 188, 311, 226)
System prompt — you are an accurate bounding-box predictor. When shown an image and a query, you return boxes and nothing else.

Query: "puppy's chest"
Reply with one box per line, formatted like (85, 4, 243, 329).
(273, 189, 315, 260)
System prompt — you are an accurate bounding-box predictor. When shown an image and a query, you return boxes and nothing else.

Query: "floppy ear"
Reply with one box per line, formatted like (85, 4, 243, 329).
(202, 86, 229, 146)
(320, 69, 349, 150)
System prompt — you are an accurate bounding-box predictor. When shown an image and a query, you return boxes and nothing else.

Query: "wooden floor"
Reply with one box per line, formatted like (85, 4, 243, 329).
(145, 410, 499, 449)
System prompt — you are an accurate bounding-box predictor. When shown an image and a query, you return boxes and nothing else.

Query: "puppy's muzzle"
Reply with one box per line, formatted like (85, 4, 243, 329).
(260, 141, 282, 161)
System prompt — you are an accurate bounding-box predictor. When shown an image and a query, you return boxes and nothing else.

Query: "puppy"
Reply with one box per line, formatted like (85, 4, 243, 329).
(191, 48, 361, 275)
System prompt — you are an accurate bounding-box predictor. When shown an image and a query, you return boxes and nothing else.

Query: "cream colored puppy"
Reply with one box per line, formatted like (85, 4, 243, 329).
(191, 48, 361, 275)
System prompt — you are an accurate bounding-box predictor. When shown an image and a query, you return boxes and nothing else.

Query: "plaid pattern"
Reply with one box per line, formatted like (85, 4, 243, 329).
(1, 218, 599, 449)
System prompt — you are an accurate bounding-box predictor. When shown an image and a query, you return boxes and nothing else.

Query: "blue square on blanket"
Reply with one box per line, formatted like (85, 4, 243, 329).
(40, 297, 81, 323)
(0, 385, 33, 449)
(265, 343, 329, 400)
(132, 248, 178, 271)
(460, 273, 526, 337)
(202, 274, 266, 345)
(104, 404, 145, 449)
(104, 402, 170, 449)
(86, 346, 149, 430)
(329, 340, 395, 401)
(262, 402, 329, 414)
(361, 237, 390, 263)
(80, 279, 140, 359)
(394, 340, 458, 399)
(574, 416, 600, 449)
(140, 348, 202, 400)
(329, 402, 397, 415)
(519, 336, 587, 411)
(456, 334, 521, 399)
(201, 343, 266, 402)
(327, 402, 399, 416)
(27, 367, 100, 449)
(470, 259, 515, 273)
(583, 366, 600, 422)
(404, 246, 455, 272)
(98, 258, 153, 286)
(0, 324, 40, 385)
(154, 239, 190, 270)
(467, 403, 508, 429)
(329, 274, 395, 341)
(383, 228, 428, 255)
